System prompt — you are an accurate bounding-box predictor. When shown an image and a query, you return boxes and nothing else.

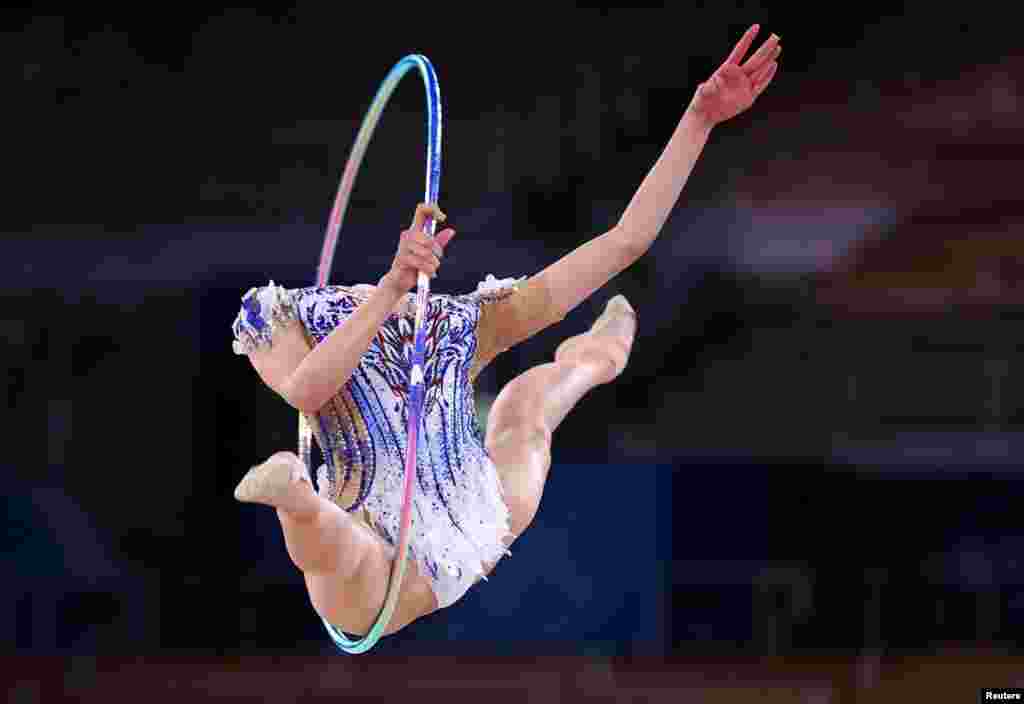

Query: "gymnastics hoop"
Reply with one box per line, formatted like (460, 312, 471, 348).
(297, 53, 442, 654)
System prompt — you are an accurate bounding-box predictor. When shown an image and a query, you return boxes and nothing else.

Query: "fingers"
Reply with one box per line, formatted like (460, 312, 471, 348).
(398, 248, 440, 277)
(399, 206, 454, 279)
(749, 59, 776, 86)
(406, 254, 441, 277)
(741, 33, 780, 75)
(406, 227, 454, 256)
(404, 232, 441, 263)
(405, 236, 438, 262)
(752, 61, 778, 95)
(399, 229, 445, 277)
(435, 227, 457, 250)
(410, 202, 446, 233)
(722, 24, 759, 67)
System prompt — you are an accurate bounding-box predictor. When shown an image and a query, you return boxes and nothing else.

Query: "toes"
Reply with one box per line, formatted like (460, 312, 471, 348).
(607, 294, 636, 317)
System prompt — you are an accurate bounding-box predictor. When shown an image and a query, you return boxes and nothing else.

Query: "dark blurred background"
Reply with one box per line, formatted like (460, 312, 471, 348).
(6, 1, 1024, 690)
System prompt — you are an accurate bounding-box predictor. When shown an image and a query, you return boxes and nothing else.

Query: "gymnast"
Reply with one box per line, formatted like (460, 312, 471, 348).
(232, 26, 780, 639)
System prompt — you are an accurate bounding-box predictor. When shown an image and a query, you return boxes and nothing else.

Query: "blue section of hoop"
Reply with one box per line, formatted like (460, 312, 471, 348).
(318, 53, 443, 655)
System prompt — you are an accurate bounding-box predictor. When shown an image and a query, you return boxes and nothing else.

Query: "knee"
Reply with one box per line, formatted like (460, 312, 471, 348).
(306, 575, 372, 637)
(307, 577, 344, 628)
(485, 424, 548, 536)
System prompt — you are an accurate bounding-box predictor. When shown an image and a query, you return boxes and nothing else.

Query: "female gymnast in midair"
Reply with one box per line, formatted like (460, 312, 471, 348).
(232, 26, 780, 638)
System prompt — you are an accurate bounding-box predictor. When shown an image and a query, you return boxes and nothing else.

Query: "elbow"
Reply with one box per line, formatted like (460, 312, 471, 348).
(611, 224, 650, 265)
(623, 238, 649, 265)
(280, 375, 326, 416)
(295, 398, 325, 416)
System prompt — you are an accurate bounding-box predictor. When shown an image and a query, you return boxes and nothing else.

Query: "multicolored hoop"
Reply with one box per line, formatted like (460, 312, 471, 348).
(298, 53, 442, 654)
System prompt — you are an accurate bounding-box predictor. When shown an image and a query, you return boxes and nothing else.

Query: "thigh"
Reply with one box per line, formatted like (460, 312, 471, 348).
(484, 365, 564, 537)
(488, 439, 549, 539)
(305, 517, 439, 637)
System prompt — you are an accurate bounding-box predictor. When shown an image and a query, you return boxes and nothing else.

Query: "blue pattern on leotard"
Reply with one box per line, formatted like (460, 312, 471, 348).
(232, 279, 519, 607)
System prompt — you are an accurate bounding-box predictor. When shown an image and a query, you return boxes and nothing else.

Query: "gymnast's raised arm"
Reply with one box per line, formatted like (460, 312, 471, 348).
(249, 204, 457, 414)
(534, 25, 781, 319)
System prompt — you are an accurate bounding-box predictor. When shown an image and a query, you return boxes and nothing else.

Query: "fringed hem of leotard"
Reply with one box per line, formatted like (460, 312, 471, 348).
(316, 453, 513, 609)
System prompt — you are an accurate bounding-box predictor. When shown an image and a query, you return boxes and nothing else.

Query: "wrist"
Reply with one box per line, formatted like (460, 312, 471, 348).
(376, 272, 407, 299)
(681, 102, 716, 137)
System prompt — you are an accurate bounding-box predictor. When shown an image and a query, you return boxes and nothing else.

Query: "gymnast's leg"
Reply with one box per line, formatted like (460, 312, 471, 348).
(485, 295, 637, 537)
(234, 451, 437, 634)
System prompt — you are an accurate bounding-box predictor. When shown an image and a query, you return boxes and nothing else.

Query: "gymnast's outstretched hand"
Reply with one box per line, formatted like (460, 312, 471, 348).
(689, 24, 781, 128)
(379, 203, 457, 293)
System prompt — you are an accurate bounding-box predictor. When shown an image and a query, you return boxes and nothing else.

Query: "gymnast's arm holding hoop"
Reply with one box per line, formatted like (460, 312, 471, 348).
(247, 206, 456, 415)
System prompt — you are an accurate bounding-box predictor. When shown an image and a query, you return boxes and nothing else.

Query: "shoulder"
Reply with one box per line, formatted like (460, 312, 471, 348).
(420, 276, 527, 333)
(229, 282, 311, 397)
(230, 281, 361, 354)
(420, 275, 528, 316)
(231, 281, 299, 355)
(455, 274, 527, 305)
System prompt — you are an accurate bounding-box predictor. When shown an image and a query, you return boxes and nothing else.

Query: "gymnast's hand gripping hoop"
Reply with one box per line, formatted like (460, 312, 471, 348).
(297, 54, 442, 654)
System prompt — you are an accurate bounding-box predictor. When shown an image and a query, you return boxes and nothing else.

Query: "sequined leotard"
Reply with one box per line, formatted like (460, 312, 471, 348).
(232, 276, 537, 607)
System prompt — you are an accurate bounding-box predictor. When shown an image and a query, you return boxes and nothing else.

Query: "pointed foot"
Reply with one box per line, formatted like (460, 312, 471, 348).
(234, 451, 310, 510)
